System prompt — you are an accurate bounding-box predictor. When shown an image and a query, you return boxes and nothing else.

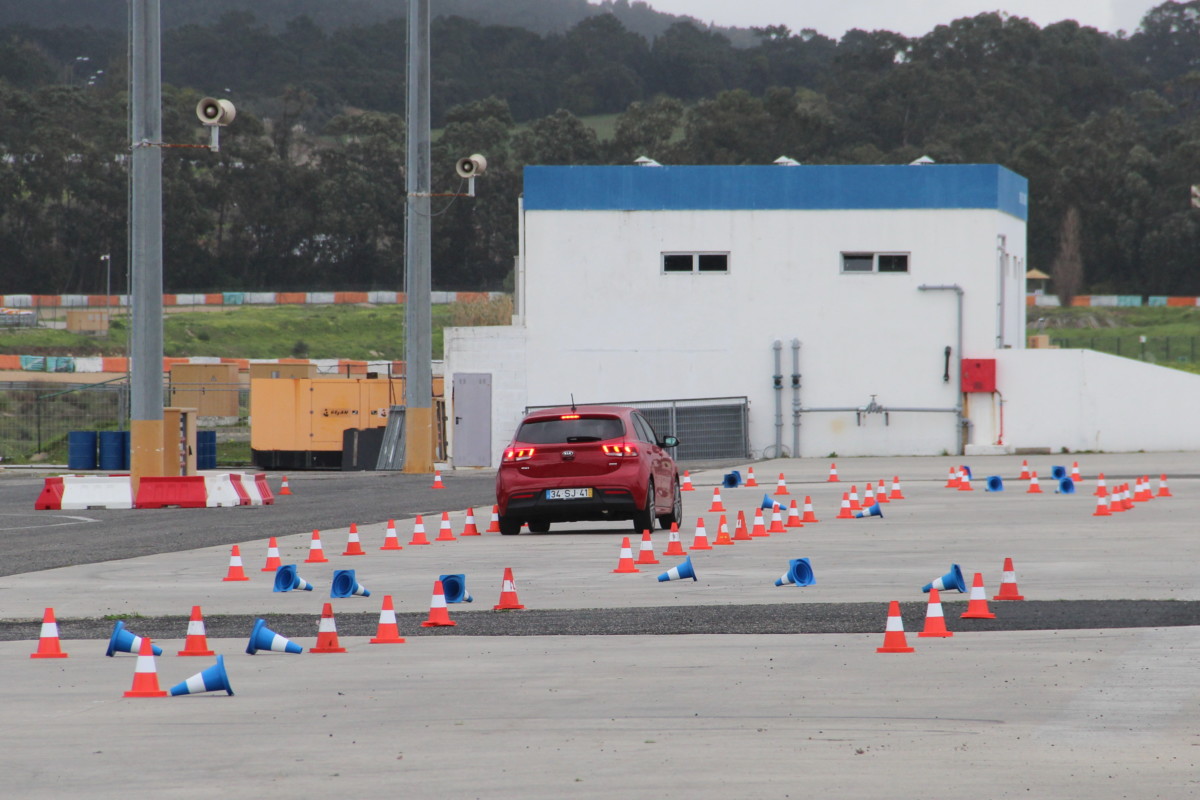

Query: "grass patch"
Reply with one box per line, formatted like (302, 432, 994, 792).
(1030, 307, 1200, 368)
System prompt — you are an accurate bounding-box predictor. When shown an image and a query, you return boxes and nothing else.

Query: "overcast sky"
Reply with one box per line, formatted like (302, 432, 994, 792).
(643, 0, 1158, 39)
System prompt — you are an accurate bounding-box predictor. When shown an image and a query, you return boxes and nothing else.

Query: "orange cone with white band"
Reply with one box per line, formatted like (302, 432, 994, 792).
(431, 469, 445, 489)
(918, 589, 953, 637)
(1018, 460, 1030, 480)
(775, 473, 790, 495)
(802, 495, 819, 523)
(713, 515, 734, 545)
(957, 468, 973, 491)
(663, 522, 687, 556)
(342, 523, 365, 556)
(461, 507, 481, 536)
(612, 537, 640, 573)
(1070, 461, 1083, 484)
(993, 557, 1025, 601)
(1026, 471, 1042, 494)
(690, 518, 713, 550)
(30, 607, 68, 659)
(889, 476, 906, 500)
(827, 462, 839, 482)
(744, 467, 758, 487)
(310, 603, 347, 653)
(369, 595, 406, 643)
(261, 537, 282, 572)
(945, 466, 960, 488)
(222, 545, 249, 581)
(750, 508, 769, 537)
(305, 530, 329, 562)
(875, 479, 889, 504)
(635, 529, 661, 563)
(681, 471, 694, 491)
(836, 492, 853, 519)
(381, 519, 403, 550)
(177, 605, 216, 656)
(786, 500, 803, 528)
(435, 511, 457, 542)
(1093, 492, 1111, 517)
(862, 483, 876, 508)
(876, 601, 915, 653)
(708, 487, 726, 512)
(493, 568, 525, 610)
(733, 510, 753, 540)
(409, 515, 430, 545)
(848, 485, 861, 511)
(1158, 474, 1173, 497)
(487, 505, 502, 532)
(123, 636, 168, 697)
(769, 503, 786, 533)
(279, 475, 293, 495)
(1094, 472, 1107, 496)
(421, 580, 456, 627)
(960, 572, 997, 619)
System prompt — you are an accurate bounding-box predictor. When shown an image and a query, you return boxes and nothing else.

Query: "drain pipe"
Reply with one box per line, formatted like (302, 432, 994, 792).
(766, 340, 785, 458)
(918, 284, 964, 456)
(790, 338, 801, 458)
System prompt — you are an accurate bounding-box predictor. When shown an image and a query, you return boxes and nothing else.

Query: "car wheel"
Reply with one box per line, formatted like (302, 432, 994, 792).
(657, 475, 682, 529)
(632, 480, 655, 533)
(528, 520, 550, 533)
(498, 515, 522, 536)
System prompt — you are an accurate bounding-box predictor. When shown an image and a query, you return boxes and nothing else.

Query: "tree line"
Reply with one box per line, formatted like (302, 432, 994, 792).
(2, 2, 1200, 295)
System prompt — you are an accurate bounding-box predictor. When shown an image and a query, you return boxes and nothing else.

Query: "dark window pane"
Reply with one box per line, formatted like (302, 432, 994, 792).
(663, 254, 693, 272)
(516, 416, 625, 444)
(842, 254, 873, 272)
(878, 254, 909, 273)
(697, 253, 728, 272)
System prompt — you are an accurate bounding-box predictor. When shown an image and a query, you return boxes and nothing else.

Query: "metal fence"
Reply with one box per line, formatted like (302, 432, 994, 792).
(526, 396, 750, 461)
(1049, 336, 1198, 364)
(0, 380, 129, 464)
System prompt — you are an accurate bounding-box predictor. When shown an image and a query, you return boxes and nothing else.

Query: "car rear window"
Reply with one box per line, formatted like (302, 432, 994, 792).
(516, 416, 625, 444)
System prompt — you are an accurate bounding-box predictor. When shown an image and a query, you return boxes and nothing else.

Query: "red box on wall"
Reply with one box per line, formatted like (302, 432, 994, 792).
(961, 358, 996, 393)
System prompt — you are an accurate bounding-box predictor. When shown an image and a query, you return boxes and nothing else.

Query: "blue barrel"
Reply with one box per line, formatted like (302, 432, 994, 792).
(121, 430, 130, 470)
(67, 431, 98, 471)
(197, 430, 217, 470)
(98, 431, 125, 471)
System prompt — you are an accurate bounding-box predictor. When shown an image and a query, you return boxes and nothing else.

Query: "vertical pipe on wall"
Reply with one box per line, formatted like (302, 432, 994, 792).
(790, 339, 801, 458)
(769, 340, 784, 458)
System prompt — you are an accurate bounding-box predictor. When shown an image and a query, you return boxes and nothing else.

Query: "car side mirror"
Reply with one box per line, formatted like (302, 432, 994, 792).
(661, 436, 679, 448)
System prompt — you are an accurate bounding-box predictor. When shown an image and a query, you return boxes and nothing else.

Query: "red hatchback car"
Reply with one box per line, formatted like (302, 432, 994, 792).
(495, 405, 683, 535)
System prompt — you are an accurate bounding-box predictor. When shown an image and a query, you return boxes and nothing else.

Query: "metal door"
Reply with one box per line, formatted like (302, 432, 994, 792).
(452, 373, 492, 467)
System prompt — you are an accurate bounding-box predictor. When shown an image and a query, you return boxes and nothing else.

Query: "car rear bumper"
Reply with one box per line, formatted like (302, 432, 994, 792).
(501, 488, 638, 522)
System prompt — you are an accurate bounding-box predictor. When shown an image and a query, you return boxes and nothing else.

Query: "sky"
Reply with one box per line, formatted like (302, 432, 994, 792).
(641, 0, 1159, 39)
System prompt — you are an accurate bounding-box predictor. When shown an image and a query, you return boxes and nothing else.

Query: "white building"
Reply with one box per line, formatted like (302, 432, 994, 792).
(444, 164, 1200, 466)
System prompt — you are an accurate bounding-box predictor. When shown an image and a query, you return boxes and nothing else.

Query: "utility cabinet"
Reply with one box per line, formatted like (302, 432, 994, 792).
(961, 358, 997, 393)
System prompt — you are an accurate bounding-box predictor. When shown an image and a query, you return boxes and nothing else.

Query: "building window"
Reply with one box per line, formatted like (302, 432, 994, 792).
(662, 252, 729, 274)
(841, 252, 909, 273)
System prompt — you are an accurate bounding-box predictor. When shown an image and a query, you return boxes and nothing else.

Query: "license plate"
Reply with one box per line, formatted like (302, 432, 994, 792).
(546, 488, 592, 500)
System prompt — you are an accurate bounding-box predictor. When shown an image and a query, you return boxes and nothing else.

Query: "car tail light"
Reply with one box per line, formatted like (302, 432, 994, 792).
(503, 447, 535, 462)
(560, 414, 580, 420)
(601, 443, 638, 457)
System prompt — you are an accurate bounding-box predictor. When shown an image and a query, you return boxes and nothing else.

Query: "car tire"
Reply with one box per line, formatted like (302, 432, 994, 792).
(657, 475, 682, 529)
(632, 480, 656, 533)
(528, 520, 551, 533)
(498, 515, 522, 536)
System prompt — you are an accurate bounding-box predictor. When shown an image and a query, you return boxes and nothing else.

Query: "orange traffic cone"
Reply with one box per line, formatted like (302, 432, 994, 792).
(342, 523, 366, 556)
(1121, 483, 1134, 510)
(461, 508, 481, 536)
(381, 519, 403, 550)
(957, 469, 973, 491)
(848, 485, 861, 511)
(802, 495, 820, 523)
(1135, 477, 1151, 502)
(310, 603, 347, 653)
(1018, 460, 1030, 480)
(889, 476, 905, 500)
(768, 503, 786, 533)
(786, 500, 803, 528)
(1158, 474, 1173, 497)
(836, 492, 853, 519)
(635, 529, 661, 563)
(690, 518, 713, 550)
(1026, 471, 1042, 494)
(862, 483, 876, 507)
(1093, 492, 1111, 517)
(876, 601, 915, 653)
(918, 588, 954, 638)
(409, 515, 431, 545)
(662, 522, 687, 556)
(945, 466, 960, 488)
(222, 545, 249, 582)
(1070, 461, 1083, 484)
(431, 470, 445, 489)
(123, 636, 168, 697)
(874, 479, 889, 504)
(177, 605, 216, 656)
(827, 462, 839, 482)
(743, 467, 758, 487)
(1108, 490, 1122, 514)
(493, 567, 526, 610)
(612, 537, 640, 573)
(305, 530, 329, 563)
(369, 595, 407, 643)
(487, 505, 502, 532)
(260, 537, 282, 572)
(960, 572, 997, 619)
(713, 515, 734, 545)
(1094, 472, 1107, 496)
(279, 475, 293, 495)
(706, 487, 724, 513)
(775, 473, 790, 495)
(750, 507, 769, 537)
(680, 471, 694, 491)
(421, 580, 457, 627)
(733, 510, 753, 540)
(435, 511, 457, 542)
(30, 607, 68, 659)
(993, 557, 1025, 601)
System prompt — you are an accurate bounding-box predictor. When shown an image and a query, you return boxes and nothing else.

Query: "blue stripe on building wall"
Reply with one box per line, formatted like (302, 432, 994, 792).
(523, 164, 1028, 221)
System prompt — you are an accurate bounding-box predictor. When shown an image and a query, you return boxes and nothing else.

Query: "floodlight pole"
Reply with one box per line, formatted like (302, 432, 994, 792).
(403, 0, 435, 473)
(129, 0, 165, 490)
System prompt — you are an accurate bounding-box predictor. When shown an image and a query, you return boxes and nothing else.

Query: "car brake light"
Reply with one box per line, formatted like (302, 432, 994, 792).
(503, 447, 535, 462)
(560, 414, 580, 420)
(601, 443, 638, 457)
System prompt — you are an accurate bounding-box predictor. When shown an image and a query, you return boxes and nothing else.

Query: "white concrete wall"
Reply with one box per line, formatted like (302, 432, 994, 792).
(983, 349, 1200, 452)
(442, 325, 529, 467)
